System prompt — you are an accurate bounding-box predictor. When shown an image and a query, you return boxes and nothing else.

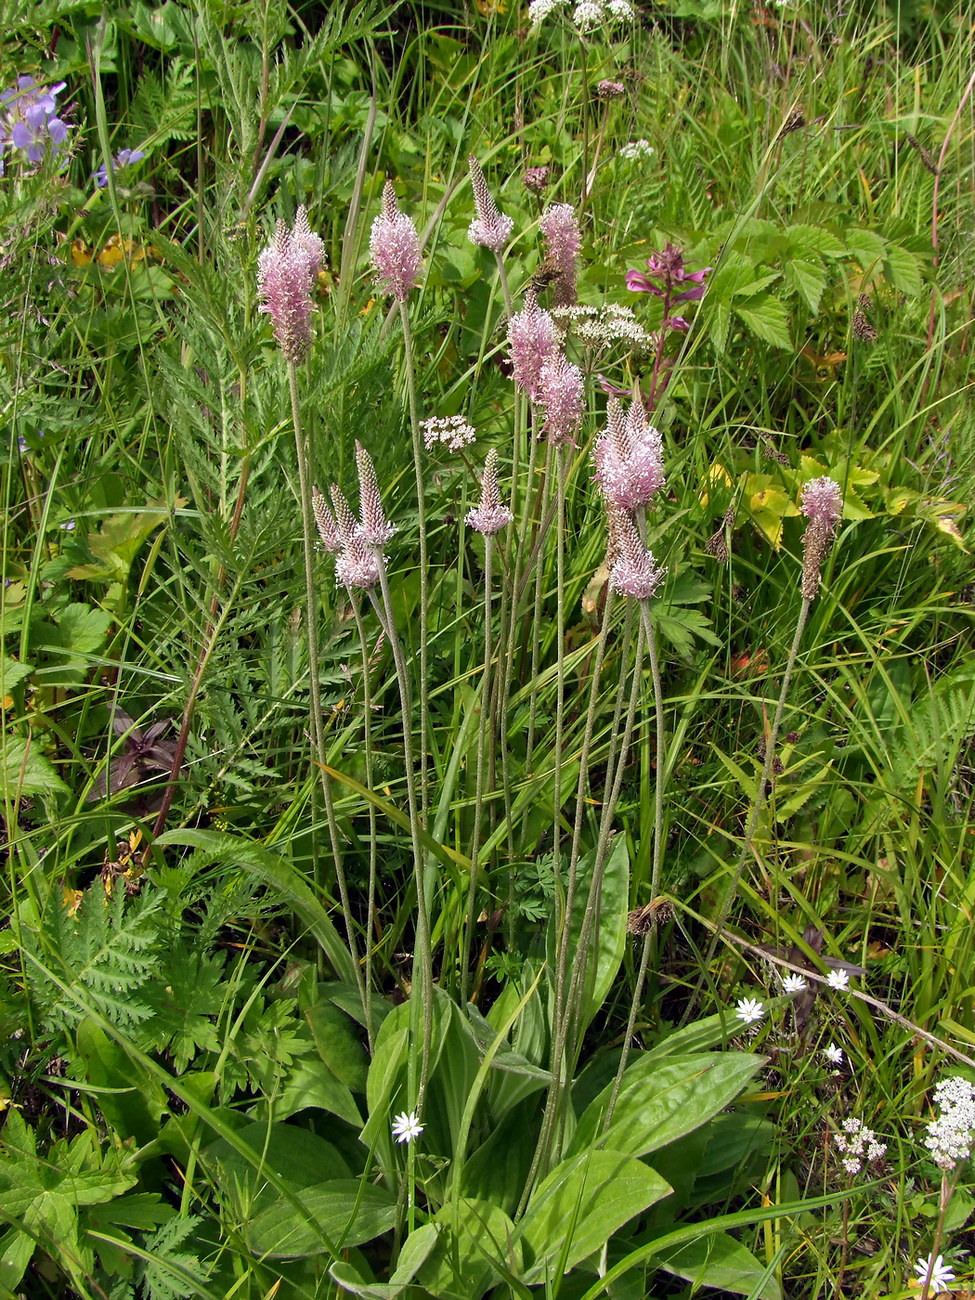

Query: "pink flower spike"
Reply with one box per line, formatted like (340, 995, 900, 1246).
(355, 442, 396, 546)
(468, 156, 514, 253)
(467, 449, 513, 536)
(257, 205, 324, 365)
(800, 476, 843, 526)
(594, 397, 665, 510)
(370, 180, 422, 301)
(540, 202, 582, 305)
(539, 351, 585, 446)
(508, 292, 558, 401)
(312, 486, 343, 552)
(608, 507, 667, 600)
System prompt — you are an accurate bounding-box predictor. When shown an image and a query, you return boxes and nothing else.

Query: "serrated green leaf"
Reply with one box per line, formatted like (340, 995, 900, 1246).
(734, 294, 792, 350)
(784, 258, 826, 313)
(884, 242, 922, 295)
(785, 224, 846, 257)
(0, 657, 33, 698)
(2, 736, 69, 799)
(844, 228, 887, 267)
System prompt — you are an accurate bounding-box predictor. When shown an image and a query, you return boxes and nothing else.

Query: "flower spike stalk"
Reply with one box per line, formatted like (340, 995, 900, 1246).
(706, 477, 844, 965)
(461, 450, 513, 1001)
(256, 206, 367, 1031)
(370, 180, 432, 822)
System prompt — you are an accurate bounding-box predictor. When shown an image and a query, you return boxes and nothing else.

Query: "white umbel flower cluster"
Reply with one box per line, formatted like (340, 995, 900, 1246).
(619, 139, 655, 161)
(553, 304, 651, 347)
(923, 1076, 975, 1170)
(421, 415, 477, 453)
(833, 1116, 887, 1176)
(528, 0, 634, 31)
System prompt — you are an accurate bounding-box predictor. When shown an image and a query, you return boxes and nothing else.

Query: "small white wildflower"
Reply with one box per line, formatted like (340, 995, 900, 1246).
(826, 968, 850, 991)
(619, 139, 655, 161)
(833, 1116, 886, 1179)
(605, 0, 634, 15)
(822, 1043, 844, 1066)
(421, 415, 477, 453)
(528, 0, 564, 23)
(914, 1253, 955, 1295)
(924, 1076, 975, 1170)
(735, 997, 765, 1026)
(391, 1111, 424, 1144)
(781, 973, 808, 995)
(573, 0, 603, 28)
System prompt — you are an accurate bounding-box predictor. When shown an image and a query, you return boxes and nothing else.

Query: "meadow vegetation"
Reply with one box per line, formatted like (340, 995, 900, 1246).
(1, 0, 974, 1296)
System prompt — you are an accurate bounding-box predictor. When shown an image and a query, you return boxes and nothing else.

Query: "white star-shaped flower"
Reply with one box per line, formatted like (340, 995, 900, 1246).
(823, 1043, 844, 1066)
(782, 973, 808, 995)
(735, 997, 765, 1025)
(826, 968, 851, 991)
(391, 1111, 424, 1144)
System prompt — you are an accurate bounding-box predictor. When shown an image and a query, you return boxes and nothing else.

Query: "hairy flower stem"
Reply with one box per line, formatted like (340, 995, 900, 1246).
(552, 588, 616, 1054)
(287, 362, 367, 1020)
(398, 300, 431, 820)
(564, 613, 646, 1072)
(603, 608, 666, 1129)
(524, 611, 647, 1206)
(493, 248, 513, 319)
(524, 442, 554, 783)
(706, 595, 812, 967)
(368, 570, 433, 1107)
(352, 597, 378, 1053)
(460, 536, 496, 1003)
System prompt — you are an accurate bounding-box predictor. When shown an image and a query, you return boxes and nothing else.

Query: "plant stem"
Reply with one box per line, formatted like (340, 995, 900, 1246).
(368, 568, 433, 1108)
(286, 361, 367, 1021)
(706, 594, 812, 962)
(460, 534, 495, 1004)
(398, 300, 431, 821)
(352, 596, 378, 1053)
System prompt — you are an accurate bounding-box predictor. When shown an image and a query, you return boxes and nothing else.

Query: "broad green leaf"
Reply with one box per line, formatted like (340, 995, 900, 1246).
(730, 272, 781, 298)
(518, 1150, 671, 1285)
(2, 736, 69, 799)
(330, 1222, 440, 1297)
(0, 657, 33, 700)
(247, 1179, 397, 1258)
(645, 1013, 738, 1060)
(75, 1018, 166, 1147)
(784, 258, 826, 313)
(361, 1012, 410, 1150)
(884, 242, 922, 295)
(733, 294, 792, 350)
(417, 1198, 522, 1299)
(207, 1120, 351, 1210)
(0, 1226, 36, 1293)
(844, 228, 887, 267)
(306, 999, 369, 1092)
(276, 1058, 362, 1126)
(568, 1052, 762, 1159)
(653, 1232, 782, 1300)
(785, 224, 846, 258)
